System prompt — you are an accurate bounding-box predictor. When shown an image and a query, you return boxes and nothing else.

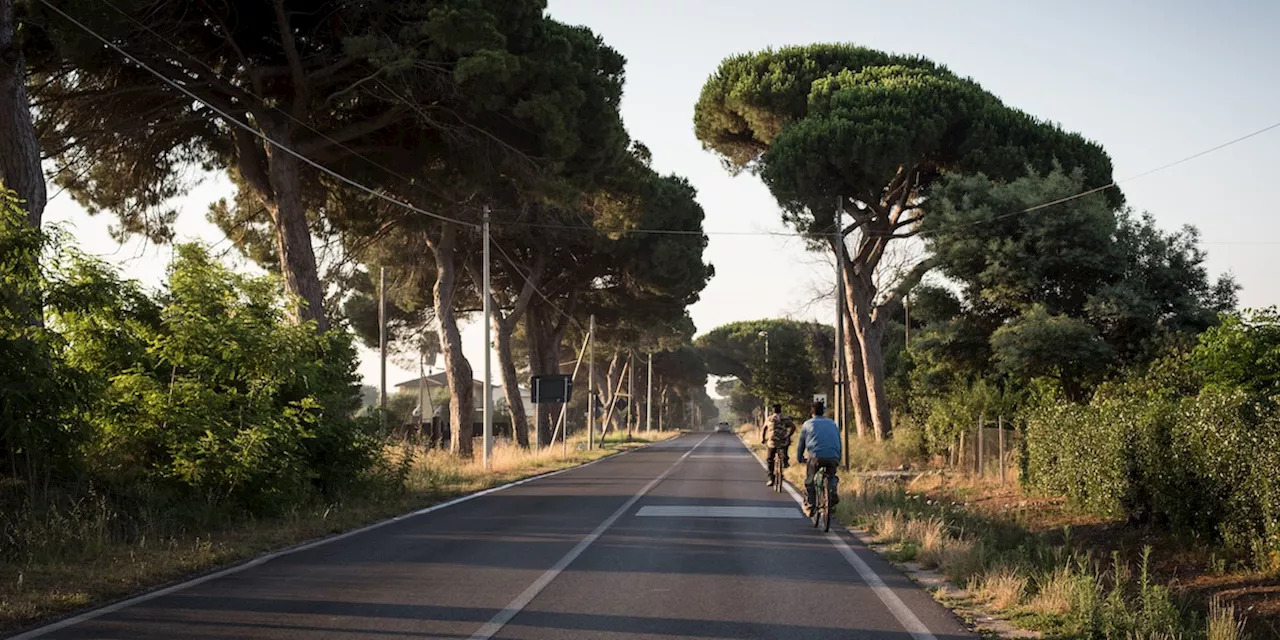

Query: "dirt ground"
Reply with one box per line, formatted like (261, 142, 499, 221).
(916, 473, 1280, 639)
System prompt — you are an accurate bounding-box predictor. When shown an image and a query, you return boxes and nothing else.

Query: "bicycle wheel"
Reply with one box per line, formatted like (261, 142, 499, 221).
(822, 482, 832, 532)
(773, 453, 783, 493)
(811, 474, 822, 528)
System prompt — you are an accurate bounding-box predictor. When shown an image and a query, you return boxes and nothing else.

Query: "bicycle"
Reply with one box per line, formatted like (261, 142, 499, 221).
(769, 447, 785, 493)
(811, 465, 832, 532)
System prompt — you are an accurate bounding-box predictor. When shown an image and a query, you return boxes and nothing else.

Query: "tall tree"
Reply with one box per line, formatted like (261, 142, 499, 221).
(173, 8, 633, 455)
(0, 0, 44, 226)
(696, 319, 834, 417)
(694, 44, 1118, 438)
(26, 0, 566, 331)
(914, 168, 1237, 399)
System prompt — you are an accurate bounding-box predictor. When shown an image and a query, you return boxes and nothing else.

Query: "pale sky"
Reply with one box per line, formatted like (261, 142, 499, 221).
(42, 0, 1280, 394)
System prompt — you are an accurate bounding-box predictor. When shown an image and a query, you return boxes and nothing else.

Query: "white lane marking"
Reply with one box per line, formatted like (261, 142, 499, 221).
(689, 454, 751, 459)
(468, 433, 711, 640)
(735, 434, 939, 640)
(635, 505, 801, 519)
(7, 441, 675, 640)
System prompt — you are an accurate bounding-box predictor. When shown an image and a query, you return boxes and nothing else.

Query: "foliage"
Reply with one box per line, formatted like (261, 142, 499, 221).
(990, 305, 1113, 400)
(695, 43, 1119, 438)
(912, 169, 1237, 401)
(695, 319, 833, 417)
(2, 197, 383, 533)
(51, 245, 381, 511)
(0, 189, 87, 487)
(1189, 309, 1280, 398)
(1025, 343, 1280, 552)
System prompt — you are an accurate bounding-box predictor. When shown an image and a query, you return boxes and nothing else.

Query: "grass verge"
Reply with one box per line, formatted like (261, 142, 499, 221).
(734, 423, 1259, 640)
(0, 429, 681, 633)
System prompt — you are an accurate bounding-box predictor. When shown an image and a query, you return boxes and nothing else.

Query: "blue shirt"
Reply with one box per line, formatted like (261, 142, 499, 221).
(797, 416, 841, 461)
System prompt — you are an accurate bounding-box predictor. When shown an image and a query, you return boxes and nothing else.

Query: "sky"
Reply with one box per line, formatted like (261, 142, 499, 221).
(42, 0, 1280, 395)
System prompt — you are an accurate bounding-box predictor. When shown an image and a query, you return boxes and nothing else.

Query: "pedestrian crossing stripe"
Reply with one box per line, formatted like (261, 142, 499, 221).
(635, 506, 802, 519)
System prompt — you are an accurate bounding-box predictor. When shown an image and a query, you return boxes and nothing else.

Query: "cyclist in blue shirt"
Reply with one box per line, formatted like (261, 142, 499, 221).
(796, 400, 841, 517)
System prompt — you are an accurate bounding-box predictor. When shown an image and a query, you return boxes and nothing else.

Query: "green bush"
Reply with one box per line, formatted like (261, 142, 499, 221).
(56, 245, 381, 513)
(0, 190, 89, 490)
(2, 193, 385, 553)
(1026, 374, 1280, 552)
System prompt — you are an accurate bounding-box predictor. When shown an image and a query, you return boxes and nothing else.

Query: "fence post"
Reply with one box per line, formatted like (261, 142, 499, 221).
(998, 415, 1006, 485)
(978, 415, 985, 478)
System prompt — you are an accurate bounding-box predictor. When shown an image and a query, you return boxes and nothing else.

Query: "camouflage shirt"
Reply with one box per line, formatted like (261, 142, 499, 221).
(762, 414, 796, 448)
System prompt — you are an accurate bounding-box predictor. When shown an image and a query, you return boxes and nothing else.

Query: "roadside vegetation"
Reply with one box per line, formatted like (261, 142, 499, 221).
(701, 42, 1274, 640)
(1, 0, 715, 631)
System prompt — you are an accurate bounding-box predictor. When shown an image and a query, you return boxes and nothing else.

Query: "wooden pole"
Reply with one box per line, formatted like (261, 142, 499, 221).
(600, 360, 630, 437)
(978, 415, 985, 477)
(999, 415, 1006, 485)
(549, 331, 591, 449)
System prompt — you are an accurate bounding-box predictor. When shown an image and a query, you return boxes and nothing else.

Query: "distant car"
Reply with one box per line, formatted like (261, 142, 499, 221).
(715, 421, 731, 433)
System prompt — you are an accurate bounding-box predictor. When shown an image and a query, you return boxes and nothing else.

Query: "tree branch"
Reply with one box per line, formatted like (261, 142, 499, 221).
(272, 0, 308, 120)
(872, 257, 937, 326)
(296, 106, 406, 155)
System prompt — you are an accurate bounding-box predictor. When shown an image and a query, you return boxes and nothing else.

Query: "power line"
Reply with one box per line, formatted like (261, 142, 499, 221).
(921, 118, 1280, 236)
(487, 237, 583, 330)
(36, 0, 476, 230)
(38, 0, 1280, 244)
(98, 0, 427, 193)
(491, 115, 1280, 240)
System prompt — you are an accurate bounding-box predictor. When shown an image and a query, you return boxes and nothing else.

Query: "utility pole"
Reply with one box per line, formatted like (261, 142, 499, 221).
(627, 350, 635, 439)
(904, 293, 911, 350)
(588, 314, 595, 451)
(758, 329, 769, 427)
(482, 207, 493, 470)
(379, 266, 387, 427)
(419, 351, 426, 441)
(836, 196, 850, 470)
(646, 353, 653, 433)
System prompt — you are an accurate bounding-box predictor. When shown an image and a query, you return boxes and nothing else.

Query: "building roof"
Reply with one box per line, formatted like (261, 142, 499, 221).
(394, 372, 522, 392)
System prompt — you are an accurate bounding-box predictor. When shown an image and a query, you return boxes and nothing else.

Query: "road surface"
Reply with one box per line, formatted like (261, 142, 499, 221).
(11, 433, 975, 640)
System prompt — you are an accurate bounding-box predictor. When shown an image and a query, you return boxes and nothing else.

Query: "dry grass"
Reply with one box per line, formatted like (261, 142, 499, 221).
(1028, 565, 1079, 616)
(1, 430, 680, 634)
(872, 510, 907, 542)
(974, 567, 1028, 611)
(1210, 597, 1248, 640)
(905, 517, 947, 556)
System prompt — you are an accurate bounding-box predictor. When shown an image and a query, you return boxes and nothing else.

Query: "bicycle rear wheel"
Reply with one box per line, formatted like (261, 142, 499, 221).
(773, 453, 783, 492)
(811, 475, 823, 528)
(822, 483, 832, 532)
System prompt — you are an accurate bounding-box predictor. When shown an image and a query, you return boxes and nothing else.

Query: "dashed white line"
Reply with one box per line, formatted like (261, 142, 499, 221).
(467, 433, 711, 640)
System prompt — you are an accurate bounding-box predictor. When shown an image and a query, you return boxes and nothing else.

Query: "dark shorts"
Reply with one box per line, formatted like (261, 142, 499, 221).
(803, 457, 840, 486)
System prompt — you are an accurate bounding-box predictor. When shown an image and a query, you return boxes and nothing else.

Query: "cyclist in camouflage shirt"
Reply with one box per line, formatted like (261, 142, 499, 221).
(760, 404, 795, 486)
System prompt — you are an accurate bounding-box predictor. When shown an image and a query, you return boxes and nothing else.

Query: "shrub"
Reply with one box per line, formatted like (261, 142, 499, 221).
(60, 245, 382, 513)
(1025, 356, 1280, 553)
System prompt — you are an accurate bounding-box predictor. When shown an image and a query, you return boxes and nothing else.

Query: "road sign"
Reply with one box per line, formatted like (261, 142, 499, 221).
(813, 394, 828, 405)
(532, 375, 572, 404)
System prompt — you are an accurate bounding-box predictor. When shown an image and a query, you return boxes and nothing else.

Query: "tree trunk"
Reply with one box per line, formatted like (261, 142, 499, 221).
(524, 304, 562, 446)
(464, 259, 534, 449)
(837, 251, 874, 438)
(429, 226, 474, 456)
(849, 275, 892, 440)
(0, 0, 45, 227)
(254, 123, 327, 332)
(493, 324, 530, 447)
(842, 319, 871, 439)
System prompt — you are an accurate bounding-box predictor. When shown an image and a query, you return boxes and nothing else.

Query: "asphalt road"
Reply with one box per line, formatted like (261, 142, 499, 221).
(12, 433, 975, 640)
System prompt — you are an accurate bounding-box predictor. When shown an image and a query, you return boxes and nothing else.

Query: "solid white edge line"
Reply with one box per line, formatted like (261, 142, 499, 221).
(467, 433, 711, 640)
(6, 437, 681, 640)
(734, 433, 939, 640)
